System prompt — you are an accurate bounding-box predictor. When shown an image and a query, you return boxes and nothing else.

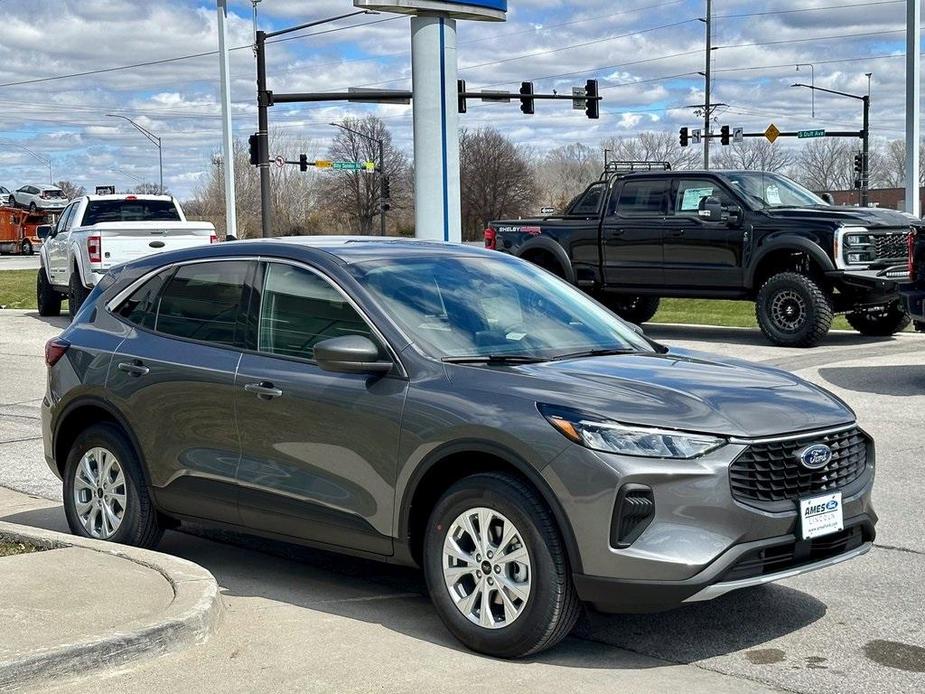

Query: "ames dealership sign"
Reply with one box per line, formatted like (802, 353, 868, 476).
(353, 0, 507, 21)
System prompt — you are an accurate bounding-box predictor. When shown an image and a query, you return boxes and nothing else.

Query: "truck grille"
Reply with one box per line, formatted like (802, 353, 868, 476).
(872, 229, 913, 261)
(730, 426, 868, 505)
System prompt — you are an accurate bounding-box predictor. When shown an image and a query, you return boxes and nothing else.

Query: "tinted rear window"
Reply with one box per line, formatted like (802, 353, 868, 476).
(82, 200, 181, 225)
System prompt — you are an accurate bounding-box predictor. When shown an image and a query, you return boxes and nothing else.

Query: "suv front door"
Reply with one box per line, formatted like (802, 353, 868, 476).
(234, 261, 407, 556)
(662, 177, 744, 288)
(601, 177, 669, 287)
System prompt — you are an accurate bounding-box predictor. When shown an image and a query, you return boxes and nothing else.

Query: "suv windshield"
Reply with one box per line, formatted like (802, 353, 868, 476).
(82, 199, 181, 225)
(724, 171, 828, 208)
(349, 255, 653, 360)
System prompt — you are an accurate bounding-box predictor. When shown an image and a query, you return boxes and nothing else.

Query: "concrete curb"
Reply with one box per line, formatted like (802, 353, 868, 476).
(0, 522, 224, 692)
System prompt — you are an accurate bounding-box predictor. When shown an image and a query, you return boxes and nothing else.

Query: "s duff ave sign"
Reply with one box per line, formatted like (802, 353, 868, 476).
(354, 1, 508, 242)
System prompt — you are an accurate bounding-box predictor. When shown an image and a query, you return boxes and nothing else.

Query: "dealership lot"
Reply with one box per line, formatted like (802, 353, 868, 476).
(1, 309, 923, 693)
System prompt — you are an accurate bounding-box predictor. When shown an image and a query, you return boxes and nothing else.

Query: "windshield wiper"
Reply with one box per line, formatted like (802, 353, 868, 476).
(442, 354, 549, 365)
(552, 347, 640, 361)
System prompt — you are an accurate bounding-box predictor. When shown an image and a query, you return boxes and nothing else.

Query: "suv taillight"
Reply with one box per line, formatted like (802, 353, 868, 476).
(87, 235, 102, 263)
(45, 338, 70, 367)
(484, 227, 497, 250)
(910, 230, 919, 279)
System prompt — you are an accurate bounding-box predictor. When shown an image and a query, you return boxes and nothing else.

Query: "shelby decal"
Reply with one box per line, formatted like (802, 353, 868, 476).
(496, 226, 542, 235)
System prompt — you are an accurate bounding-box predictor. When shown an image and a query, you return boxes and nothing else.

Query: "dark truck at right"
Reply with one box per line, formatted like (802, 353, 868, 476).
(486, 163, 917, 347)
(901, 227, 925, 331)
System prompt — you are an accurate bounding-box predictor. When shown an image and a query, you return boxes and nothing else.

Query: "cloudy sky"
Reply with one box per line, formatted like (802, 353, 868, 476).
(0, 0, 913, 199)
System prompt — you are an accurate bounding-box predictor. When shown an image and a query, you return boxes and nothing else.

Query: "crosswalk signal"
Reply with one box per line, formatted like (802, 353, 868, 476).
(248, 133, 259, 166)
(720, 125, 731, 146)
(680, 127, 689, 147)
(585, 79, 600, 119)
(519, 82, 535, 115)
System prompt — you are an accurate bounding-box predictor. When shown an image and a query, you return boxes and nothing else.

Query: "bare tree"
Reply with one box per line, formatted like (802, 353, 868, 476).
(878, 138, 925, 188)
(534, 143, 599, 211)
(600, 131, 698, 170)
(55, 180, 86, 199)
(133, 182, 169, 195)
(713, 140, 796, 173)
(791, 139, 858, 191)
(317, 115, 410, 236)
(459, 127, 536, 240)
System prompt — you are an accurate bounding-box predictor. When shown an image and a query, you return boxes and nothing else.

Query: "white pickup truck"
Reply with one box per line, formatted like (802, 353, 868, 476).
(37, 194, 216, 316)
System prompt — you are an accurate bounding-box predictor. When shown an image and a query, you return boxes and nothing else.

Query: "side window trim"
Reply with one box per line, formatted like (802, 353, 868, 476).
(254, 259, 406, 377)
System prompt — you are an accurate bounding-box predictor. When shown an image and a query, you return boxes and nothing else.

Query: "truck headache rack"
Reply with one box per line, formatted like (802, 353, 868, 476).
(600, 161, 672, 180)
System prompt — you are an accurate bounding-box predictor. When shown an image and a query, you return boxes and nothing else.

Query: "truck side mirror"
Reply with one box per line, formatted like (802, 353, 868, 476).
(698, 196, 723, 222)
(820, 192, 835, 206)
(726, 205, 743, 227)
(36, 225, 52, 240)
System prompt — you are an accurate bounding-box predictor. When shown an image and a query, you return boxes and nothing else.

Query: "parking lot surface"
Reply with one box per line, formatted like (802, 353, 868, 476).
(0, 255, 40, 272)
(1, 310, 923, 693)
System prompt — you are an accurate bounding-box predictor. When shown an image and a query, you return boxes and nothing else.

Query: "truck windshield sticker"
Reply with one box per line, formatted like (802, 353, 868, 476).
(680, 187, 715, 211)
(766, 185, 783, 206)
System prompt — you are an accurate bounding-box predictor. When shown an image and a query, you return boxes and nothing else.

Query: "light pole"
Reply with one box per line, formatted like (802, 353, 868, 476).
(330, 121, 386, 236)
(107, 114, 163, 194)
(791, 83, 870, 206)
(795, 63, 815, 118)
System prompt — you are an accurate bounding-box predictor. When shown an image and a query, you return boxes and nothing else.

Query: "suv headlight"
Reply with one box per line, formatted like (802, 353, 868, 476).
(538, 405, 726, 459)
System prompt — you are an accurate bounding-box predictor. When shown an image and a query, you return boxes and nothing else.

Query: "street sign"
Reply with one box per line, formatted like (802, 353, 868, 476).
(798, 129, 826, 139)
(733, 127, 744, 143)
(541, 207, 556, 215)
(363, 162, 377, 174)
(332, 161, 376, 171)
(275, 155, 285, 169)
(315, 160, 333, 169)
(480, 90, 511, 103)
(572, 86, 587, 111)
(691, 128, 702, 145)
(94, 185, 115, 195)
(765, 123, 781, 143)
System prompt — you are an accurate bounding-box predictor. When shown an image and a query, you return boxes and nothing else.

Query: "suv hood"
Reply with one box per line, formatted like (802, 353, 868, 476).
(763, 206, 917, 228)
(499, 348, 854, 438)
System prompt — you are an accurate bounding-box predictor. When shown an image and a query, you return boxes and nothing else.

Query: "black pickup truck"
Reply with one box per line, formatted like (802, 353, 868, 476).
(901, 229, 925, 331)
(486, 162, 917, 347)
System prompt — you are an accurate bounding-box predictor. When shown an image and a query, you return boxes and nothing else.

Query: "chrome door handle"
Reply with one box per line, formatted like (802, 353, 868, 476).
(244, 382, 283, 400)
(117, 360, 149, 377)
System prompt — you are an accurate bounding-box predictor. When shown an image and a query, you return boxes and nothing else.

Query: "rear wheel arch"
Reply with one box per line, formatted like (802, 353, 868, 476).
(516, 239, 575, 284)
(400, 442, 583, 575)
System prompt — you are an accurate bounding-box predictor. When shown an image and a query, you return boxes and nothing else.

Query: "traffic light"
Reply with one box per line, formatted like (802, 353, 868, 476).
(519, 82, 535, 115)
(680, 127, 689, 147)
(585, 79, 600, 119)
(380, 176, 391, 212)
(720, 125, 731, 146)
(854, 153, 863, 174)
(248, 133, 259, 166)
(299, 154, 308, 172)
(457, 79, 467, 114)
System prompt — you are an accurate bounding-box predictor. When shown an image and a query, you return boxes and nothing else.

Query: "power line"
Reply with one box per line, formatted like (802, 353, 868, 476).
(715, 0, 903, 20)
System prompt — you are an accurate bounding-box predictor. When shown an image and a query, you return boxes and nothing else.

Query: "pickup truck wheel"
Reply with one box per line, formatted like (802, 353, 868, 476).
(756, 272, 833, 348)
(846, 301, 911, 336)
(68, 270, 91, 316)
(602, 295, 661, 324)
(37, 269, 62, 317)
(423, 472, 580, 658)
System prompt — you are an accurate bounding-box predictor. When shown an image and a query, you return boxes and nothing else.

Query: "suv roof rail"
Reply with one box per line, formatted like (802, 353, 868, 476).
(600, 160, 672, 180)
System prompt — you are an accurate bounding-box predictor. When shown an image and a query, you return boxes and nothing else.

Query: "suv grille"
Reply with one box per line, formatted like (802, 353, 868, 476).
(872, 229, 913, 262)
(730, 426, 868, 505)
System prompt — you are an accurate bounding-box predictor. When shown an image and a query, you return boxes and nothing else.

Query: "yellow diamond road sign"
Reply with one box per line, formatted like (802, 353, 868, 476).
(765, 123, 781, 144)
(315, 160, 333, 169)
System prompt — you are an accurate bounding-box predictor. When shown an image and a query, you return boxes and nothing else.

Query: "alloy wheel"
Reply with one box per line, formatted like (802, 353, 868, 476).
(72, 447, 127, 539)
(770, 289, 807, 333)
(442, 507, 532, 629)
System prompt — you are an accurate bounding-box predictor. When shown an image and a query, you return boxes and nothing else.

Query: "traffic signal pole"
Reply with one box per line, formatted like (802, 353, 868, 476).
(255, 29, 272, 238)
(862, 93, 870, 207)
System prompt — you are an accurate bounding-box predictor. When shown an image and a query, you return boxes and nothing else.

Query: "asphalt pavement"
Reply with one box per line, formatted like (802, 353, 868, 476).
(0, 255, 40, 271)
(1, 310, 923, 693)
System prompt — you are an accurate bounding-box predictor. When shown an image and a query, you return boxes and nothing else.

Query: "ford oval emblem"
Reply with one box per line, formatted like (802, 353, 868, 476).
(799, 443, 833, 470)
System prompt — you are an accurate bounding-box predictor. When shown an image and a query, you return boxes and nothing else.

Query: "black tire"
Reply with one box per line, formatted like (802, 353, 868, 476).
(915, 320, 925, 334)
(20, 239, 33, 256)
(68, 268, 90, 316)
(36, 268, 62, 317)
(423, 472, 581, 658)
(62, 423, 163, 548)
(756, 272, 833, 347)
(602, 294, 661, 324)
(845, 301, 911, 336)
(29, 202, 37, 213)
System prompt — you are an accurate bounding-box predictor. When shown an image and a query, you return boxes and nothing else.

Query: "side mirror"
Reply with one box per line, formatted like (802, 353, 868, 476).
(36, 225, 52, 240)
(820, 192, 835, 206)
(726, 205, 743, 227)
(698, 196, 723, 222)
(314, 335, 393, 375)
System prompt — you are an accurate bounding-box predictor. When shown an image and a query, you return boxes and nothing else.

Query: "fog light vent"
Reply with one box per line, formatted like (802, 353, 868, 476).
(611, 484, 655, 548)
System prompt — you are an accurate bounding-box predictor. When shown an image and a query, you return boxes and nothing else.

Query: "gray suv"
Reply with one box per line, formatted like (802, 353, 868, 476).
(41, 238, 876, 658)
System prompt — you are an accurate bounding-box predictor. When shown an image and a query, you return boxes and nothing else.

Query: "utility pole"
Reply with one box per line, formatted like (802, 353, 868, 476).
(329, 121, 387, 236)
(703, 0, 712, 169)
(907, 0, 920, 216)
(217, 0, 237, 239)
(106, 114, 163, 193)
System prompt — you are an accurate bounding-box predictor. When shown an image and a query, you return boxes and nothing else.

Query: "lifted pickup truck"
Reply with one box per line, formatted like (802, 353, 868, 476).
(37, 194, 216, 317)
(487, 162, 917, 347)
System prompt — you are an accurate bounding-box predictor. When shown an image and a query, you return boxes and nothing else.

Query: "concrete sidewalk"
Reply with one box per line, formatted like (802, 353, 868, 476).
(0, 488, 222, 692)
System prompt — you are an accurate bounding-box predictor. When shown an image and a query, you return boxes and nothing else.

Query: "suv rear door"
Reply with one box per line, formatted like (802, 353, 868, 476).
(662, 177, 744, 288)
(233, 260, 407, 556)
(601, 177, 669, 286)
